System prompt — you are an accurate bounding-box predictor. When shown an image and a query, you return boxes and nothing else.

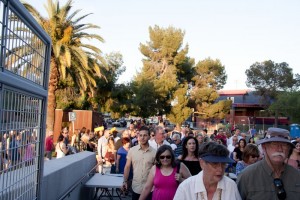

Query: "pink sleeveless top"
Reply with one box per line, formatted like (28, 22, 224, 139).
(152, 166, 179, 200)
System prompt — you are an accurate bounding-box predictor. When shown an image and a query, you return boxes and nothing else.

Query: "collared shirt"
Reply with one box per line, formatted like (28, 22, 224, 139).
(174, 142, 183, 158)
(227, 144, 235, 154)
(228, 135, 242, 146)
(148, 139, 170, 150)
(127, 144, 156, 194)
(236, 159, 300, 200)
(174, 171, 241, 200)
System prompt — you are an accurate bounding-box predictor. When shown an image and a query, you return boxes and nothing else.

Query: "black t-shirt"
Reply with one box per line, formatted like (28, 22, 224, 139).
(181, 160, 202, 176)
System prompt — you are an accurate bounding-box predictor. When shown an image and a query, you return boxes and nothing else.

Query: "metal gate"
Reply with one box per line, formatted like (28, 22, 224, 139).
(0, 0, 51, 199)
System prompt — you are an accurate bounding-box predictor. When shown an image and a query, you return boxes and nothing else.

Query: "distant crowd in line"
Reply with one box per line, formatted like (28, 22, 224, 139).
(44, 119, 300, 200)
(1, 130, 36, 173)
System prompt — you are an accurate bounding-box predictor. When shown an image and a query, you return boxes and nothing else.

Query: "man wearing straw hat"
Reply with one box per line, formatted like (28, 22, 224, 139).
(237, 127, 300, 200)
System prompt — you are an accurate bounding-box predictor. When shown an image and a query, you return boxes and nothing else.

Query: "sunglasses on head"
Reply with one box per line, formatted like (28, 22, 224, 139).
(159, 155, 171, 160)
(273, 178, 286, 200)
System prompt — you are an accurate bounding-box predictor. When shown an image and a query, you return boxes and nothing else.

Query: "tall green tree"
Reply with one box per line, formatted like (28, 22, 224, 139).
(167, 84, 193, 128)
(269, 91, 300, 123)
(131, 79, 159, 118)
(135, 25, 192, 117)
(93, 52, 126, 113)
(246, 60, 297, 102)
(23, 0, 106, 131)
(245, 60, 299, 126)
(190, 58, 231, 119)
(109, 83, 134, 118)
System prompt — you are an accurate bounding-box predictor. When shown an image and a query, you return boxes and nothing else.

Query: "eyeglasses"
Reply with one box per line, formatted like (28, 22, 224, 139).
(268, 142, 289, 149)
(273, 178, 286, 200)
(159, 155, 171, 160)
(206, 162, 228, 168)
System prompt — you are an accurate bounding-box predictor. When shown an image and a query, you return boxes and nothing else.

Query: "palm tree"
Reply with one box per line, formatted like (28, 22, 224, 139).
(23, 0, 106, 131)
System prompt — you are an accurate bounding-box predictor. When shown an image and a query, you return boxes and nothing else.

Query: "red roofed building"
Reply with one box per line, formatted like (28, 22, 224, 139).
(194, 89, 289, 132)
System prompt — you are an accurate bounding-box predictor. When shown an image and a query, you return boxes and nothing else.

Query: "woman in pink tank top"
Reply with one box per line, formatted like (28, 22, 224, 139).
(139, 145, 191, 200)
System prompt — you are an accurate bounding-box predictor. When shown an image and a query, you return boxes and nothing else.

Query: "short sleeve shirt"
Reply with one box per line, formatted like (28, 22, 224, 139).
(127, 145, 156, 194)
(174, 171, 241, 200)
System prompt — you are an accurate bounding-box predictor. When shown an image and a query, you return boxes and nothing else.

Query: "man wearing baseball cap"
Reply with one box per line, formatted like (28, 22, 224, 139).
(174, 142, 241, 200)
(237, 127, 300, 200)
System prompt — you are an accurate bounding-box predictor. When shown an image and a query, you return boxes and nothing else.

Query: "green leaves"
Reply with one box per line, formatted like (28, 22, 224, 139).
(245, 60, 300, 126)
(134, 25, 229, 123)
(245, 60, 298, 101)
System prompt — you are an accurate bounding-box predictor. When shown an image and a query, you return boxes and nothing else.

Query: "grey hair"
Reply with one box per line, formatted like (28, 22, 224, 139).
(172, 133, 181, 140)
(154, 126, 164, 135)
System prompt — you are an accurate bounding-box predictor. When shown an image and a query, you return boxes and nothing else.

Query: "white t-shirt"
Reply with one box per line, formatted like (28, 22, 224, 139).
(56, 142, 66, 158)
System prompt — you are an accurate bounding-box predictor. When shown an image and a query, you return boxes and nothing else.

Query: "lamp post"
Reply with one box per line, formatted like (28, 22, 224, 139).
(260, 110, 266, 132)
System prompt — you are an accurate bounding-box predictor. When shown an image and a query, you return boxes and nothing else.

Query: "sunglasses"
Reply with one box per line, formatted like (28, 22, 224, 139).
(273, 178, 286, 200)
(159, 155, 171, 160)
(250, 155, 259, 158)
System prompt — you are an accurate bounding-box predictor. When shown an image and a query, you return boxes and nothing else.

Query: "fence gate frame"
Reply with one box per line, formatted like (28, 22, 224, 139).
(0, 0, 51, 199)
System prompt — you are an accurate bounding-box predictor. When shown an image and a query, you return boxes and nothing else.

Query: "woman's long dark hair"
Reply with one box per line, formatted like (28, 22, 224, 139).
(181, 136, 199, 160)
(155, 145, 176, 168)
(57, 134, 64, 142)
(238, 138, 246, 148)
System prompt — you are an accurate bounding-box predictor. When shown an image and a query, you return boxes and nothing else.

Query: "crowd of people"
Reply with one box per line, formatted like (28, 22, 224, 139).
(43, 119, 300, 200)
(0, 129, 36, 173)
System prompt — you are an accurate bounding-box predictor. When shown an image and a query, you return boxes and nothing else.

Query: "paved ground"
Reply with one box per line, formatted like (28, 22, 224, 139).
(94, 189, 132, 200)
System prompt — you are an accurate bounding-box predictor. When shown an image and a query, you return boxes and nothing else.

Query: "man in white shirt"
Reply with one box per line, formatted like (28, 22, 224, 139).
(148, 126, 170, 150)
(227, 135, 238, 154)
(97, 129, 110, 173)
(174, 142, 241, 200)
(228, 128, 242, 146)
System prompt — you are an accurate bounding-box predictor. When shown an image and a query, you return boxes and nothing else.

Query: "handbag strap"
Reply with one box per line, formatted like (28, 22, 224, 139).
(59, 142, 63, 152)
(176, 160, 181, 173)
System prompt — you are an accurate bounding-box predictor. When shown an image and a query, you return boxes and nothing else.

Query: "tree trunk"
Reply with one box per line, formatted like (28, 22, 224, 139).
(46, 58, 59, 132)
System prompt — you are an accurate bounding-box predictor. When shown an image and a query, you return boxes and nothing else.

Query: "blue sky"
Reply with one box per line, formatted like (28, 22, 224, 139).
(26, 0, 300, 90)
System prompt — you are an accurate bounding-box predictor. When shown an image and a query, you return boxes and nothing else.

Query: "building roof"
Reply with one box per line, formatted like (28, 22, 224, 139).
(218, 89, 252, 96)
(217, 90, 265, 108)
